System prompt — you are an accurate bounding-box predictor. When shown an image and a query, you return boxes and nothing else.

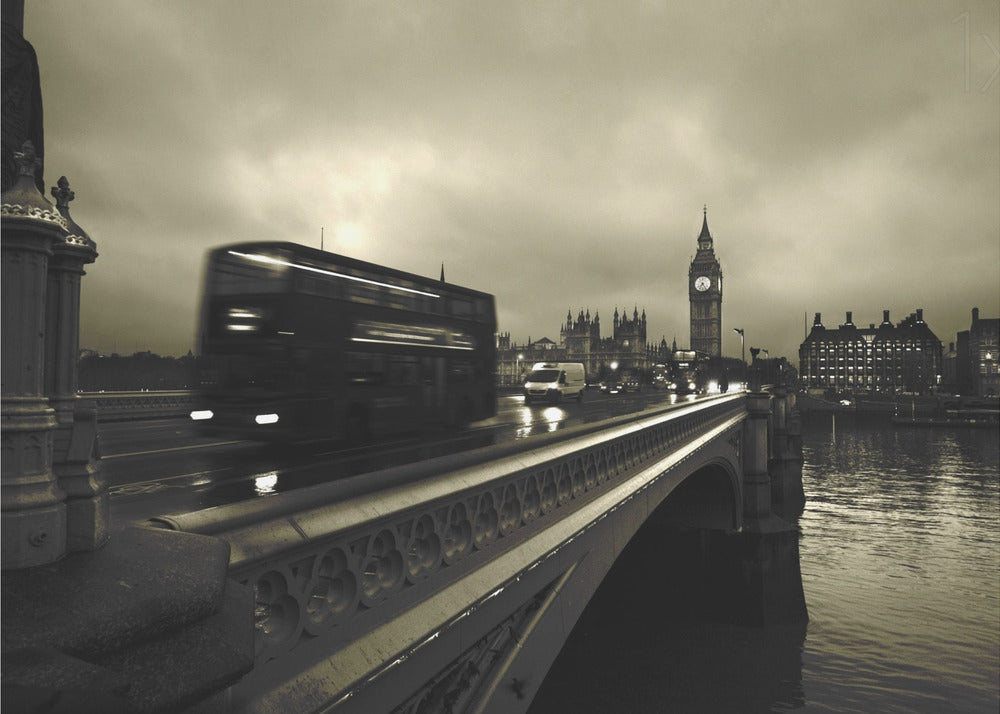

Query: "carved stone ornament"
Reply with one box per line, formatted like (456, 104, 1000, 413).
(51, 176, 97, 255)
(1, 141, 67, 232)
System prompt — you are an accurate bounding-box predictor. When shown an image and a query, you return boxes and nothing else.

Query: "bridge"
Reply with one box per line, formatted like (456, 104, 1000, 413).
(2, 11, 805, 710)
(1, 127, 808, 714)
(5, 378, 806, 713)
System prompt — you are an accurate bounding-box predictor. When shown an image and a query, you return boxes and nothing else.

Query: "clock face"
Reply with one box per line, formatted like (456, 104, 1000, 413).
(694, 276, 711, 292)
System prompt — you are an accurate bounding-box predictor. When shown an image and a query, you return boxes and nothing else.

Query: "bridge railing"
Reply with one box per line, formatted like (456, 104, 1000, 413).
(77, 390, 194, 421)
(154, 393, 747, 668)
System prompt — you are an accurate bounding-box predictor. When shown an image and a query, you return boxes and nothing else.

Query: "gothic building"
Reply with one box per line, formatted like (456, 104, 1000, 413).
(496, 306, 653, 385)
(689, 207, 723, 357)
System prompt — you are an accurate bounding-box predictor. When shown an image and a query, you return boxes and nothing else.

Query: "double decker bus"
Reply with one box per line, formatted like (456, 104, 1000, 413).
(669, 349, 705, 394)
(190, 242, 497, 442)
(668, 349, 731, 395)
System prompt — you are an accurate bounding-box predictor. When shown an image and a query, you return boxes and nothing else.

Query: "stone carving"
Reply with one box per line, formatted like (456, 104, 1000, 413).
(51, 176, 97, 253)
(1, 141, 66, 230)
(236, 400, 744, 664)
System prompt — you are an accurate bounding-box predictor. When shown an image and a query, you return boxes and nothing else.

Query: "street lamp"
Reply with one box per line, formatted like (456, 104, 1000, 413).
(516, 353, 524, 384)
(733, 328, 746, 390)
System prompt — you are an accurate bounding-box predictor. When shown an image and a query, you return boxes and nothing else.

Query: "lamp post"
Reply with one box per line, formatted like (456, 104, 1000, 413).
(733, 327, 745, 390)
(516, 353, 523, 384)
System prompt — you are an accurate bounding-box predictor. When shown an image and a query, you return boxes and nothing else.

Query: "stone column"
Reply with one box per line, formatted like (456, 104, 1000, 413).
(46, 176, 106, 551)
(771, 385, 788, 459)
(742, 391, 772, 528)
(1, 142, 69, 568)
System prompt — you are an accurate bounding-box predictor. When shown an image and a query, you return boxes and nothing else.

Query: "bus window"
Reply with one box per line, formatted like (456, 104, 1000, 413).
(345, 352, 384, 386)
(386, 356, 419, 386)
(449, 297, 473, 316)
(449, 361, 474, 383)
(211, 252, 289, 295)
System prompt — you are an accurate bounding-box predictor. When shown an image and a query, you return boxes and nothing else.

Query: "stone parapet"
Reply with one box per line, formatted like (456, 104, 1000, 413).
(1, 526, 254, 712)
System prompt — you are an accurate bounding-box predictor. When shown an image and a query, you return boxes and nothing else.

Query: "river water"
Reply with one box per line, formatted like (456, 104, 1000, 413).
(529, 414, 999, 713)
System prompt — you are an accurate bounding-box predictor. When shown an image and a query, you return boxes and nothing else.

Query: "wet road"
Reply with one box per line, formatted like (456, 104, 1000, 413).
(103, 390, 696, 526)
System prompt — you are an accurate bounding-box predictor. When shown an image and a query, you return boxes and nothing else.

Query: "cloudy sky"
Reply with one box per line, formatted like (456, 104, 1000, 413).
(24, 0, 1000, 362)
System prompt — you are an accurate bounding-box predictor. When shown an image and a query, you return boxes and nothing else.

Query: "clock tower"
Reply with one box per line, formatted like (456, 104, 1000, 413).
(689, 206, 723, 357)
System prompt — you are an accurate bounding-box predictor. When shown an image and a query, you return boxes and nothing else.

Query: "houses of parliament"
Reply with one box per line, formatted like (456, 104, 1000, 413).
(496, 209, 724, 385)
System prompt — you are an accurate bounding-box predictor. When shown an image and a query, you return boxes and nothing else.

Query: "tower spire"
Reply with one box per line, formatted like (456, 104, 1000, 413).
(698, 204, 712, 243)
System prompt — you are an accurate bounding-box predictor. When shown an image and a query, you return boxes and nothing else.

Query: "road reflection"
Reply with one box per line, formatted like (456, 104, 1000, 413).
(253, 471, 279, 496)
(514, 401, 569, 439)
(110, 391, 696, 524)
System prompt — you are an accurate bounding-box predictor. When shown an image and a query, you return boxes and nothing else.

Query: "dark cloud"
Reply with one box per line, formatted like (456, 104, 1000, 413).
(24, 0, 999, 361)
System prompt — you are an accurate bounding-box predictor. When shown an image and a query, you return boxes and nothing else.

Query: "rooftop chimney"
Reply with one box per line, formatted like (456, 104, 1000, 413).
(916, 308, 923, 323)
(813, 312, 823, 327)
(845, 311, 853, 325)
(882, 309, 890, 325)
(972, 307, 980, 324)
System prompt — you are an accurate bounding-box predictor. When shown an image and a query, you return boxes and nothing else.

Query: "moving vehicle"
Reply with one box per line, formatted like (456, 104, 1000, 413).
(669, 349, 704, 395)
(190, 241, 497, 441)
(651, 363, 670, 389)
(668, 349, 731, 395)
(523, 362, 586, 404)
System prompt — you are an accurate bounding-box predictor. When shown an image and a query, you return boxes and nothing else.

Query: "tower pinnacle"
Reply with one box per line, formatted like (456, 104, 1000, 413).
(698, 205, 712, 245)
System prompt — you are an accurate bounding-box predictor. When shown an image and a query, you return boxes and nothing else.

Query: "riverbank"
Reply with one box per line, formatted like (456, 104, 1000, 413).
(797, 392, 999, 426)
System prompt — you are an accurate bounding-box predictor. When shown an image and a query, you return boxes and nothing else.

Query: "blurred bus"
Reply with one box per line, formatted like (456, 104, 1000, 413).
(190, 242, 497, 441)
(669, 349, 731, 395)
(670, 349, 704, 394)
(651, 363, 670, 389)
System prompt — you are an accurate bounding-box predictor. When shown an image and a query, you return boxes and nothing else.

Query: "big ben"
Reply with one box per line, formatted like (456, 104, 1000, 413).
(689, 206, 722, 357)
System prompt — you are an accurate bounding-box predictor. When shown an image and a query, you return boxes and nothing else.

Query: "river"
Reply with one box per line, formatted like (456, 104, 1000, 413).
(529, 414, 999, 713)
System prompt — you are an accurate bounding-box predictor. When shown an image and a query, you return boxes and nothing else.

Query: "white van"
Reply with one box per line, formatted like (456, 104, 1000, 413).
(523, 362, 586, 404)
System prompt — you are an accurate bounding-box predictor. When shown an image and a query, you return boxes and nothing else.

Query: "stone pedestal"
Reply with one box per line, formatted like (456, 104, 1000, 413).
(1, 143, 69, 569)
(46, 176, 106, 551)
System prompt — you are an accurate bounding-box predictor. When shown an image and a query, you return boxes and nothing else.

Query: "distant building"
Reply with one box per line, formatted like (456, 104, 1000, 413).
(689, 208, 723, 357)
(798, 309, 942, 394)
(956, 307, 999, 397)
(941, 341, 959, 393)
(496, 306, 654, 385)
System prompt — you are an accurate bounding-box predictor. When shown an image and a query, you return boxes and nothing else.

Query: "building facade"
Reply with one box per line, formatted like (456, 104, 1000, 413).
(496, 307, 654, 385)
(956, 307, 999, 397)
(689, 208, 723, 357)
(798, 309, 943, 394)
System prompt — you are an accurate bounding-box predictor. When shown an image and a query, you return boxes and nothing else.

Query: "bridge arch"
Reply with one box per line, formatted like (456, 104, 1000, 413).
(468, 426, 748, 714)
(650, 458, 742, 532)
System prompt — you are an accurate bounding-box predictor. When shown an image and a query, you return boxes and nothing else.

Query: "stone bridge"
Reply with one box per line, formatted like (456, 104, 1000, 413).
(1, 8, 804, 708)
(148, 389, 805, 713)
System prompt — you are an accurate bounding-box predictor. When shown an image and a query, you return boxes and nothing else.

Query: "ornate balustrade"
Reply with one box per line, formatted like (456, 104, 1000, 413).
(158, 394, 746, 674)
(77, 390, 194, 421)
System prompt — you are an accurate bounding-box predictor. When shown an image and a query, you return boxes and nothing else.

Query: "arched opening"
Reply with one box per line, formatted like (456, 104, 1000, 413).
(528, 463, 807, 714)
(649, 462, 740, 532)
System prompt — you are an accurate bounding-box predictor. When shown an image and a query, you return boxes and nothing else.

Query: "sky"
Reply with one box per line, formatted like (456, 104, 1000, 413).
(22, 0, 1000, 363)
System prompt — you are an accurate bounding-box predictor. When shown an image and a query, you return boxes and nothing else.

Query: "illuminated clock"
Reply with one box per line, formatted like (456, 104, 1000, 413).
(694, 276, 711, 292)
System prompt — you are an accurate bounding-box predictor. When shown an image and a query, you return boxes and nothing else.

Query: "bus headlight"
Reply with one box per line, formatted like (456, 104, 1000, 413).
(190, 410, 214, 421)
(255, 413, 279, 425)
